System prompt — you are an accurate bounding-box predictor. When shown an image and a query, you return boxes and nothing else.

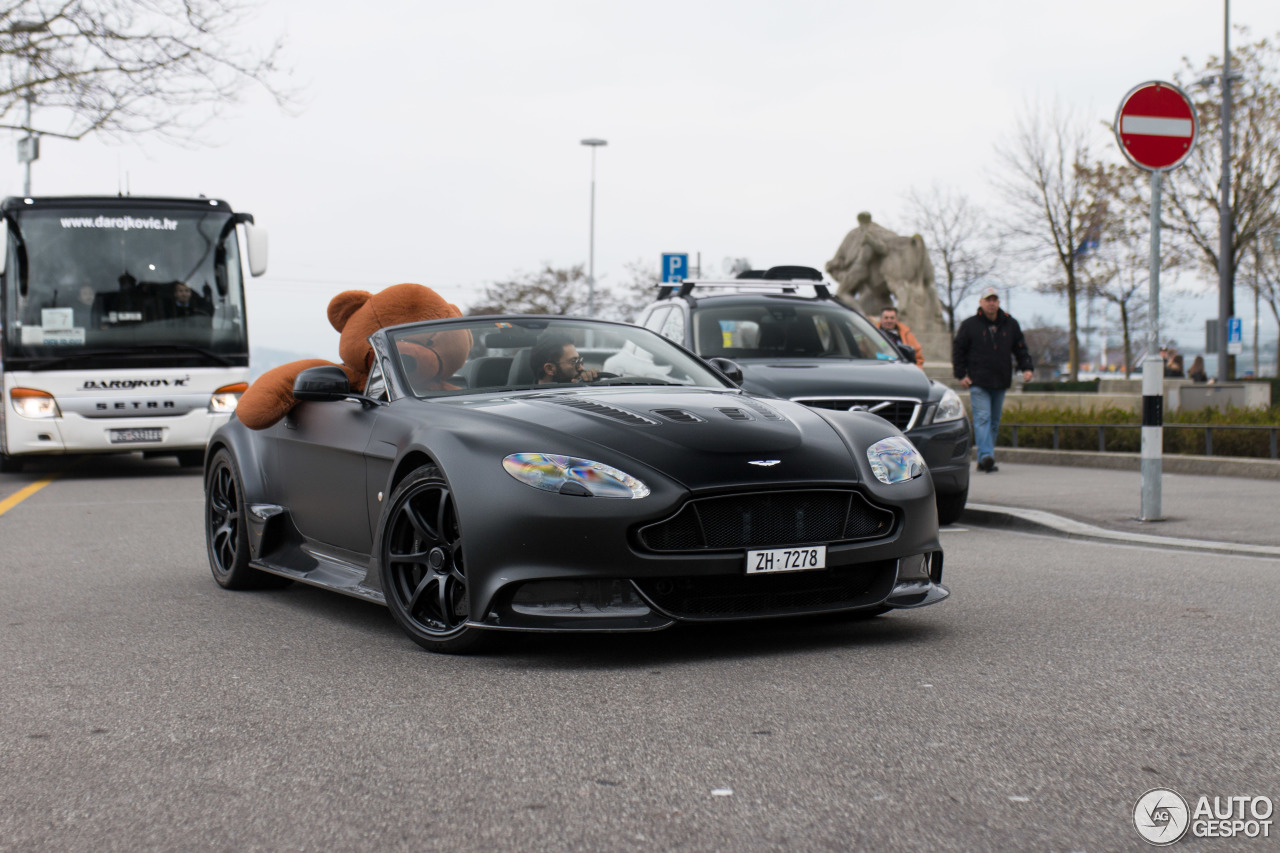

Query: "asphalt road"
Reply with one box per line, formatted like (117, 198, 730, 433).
(1, 458, 1277, 852)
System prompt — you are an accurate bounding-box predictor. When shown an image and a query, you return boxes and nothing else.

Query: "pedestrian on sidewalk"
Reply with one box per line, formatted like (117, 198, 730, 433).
(952, 286, 1034, 473)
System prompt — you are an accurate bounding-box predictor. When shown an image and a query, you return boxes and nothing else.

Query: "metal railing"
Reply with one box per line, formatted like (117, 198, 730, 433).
(1000, 422, 1280, 460)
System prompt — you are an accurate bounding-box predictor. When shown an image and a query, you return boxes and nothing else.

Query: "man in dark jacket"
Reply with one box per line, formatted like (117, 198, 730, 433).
(952, 287, 1034, 473)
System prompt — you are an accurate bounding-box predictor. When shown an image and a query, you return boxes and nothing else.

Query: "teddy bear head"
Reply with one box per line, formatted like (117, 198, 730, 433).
(327, 282, 470, 387)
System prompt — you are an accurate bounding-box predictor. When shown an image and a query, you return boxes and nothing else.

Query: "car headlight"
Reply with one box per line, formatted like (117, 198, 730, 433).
(867, 436, 925, 484)
(209, 382, 247, 414)
(10, 387, 60, 419)
(502, 453, 650, 499)
(934, 387, 965, 423)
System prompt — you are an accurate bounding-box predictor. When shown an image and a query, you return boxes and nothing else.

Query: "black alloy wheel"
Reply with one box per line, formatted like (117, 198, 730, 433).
(380, 465, 488, 654)
(205, 448, 288, 590)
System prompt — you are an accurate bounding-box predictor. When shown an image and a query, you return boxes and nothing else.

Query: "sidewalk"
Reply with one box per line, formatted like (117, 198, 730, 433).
(957, 459, 1280, 557)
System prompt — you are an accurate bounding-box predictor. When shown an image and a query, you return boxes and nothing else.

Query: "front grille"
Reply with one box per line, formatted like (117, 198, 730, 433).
(634, 560, 896, 619)
(637, 489, 896, 552)
(797, 398, 920, 431)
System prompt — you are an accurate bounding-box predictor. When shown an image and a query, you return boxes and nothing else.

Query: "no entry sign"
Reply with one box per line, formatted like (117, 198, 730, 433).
(1114, 81, 1197, 171)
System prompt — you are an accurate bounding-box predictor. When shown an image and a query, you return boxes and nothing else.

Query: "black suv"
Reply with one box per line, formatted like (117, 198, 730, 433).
(635, 266, 971, 524)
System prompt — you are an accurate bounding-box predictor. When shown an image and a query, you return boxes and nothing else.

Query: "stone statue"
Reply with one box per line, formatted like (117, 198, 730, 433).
(826, 212, 946, 331)
(825, 212, 950, 363)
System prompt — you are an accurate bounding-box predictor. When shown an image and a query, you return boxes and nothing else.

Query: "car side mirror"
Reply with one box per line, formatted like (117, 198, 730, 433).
(896, 342, 916, 362)
(293, 365, 351, 401)
(707, 357, 744, 385)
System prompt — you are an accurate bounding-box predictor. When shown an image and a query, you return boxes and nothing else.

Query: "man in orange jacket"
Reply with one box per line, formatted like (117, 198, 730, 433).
(876, 306, 924, 368)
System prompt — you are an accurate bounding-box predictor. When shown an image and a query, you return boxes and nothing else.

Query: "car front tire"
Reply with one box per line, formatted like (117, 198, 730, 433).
(379, 465, 490, 654)
(205, 448, 290, 590)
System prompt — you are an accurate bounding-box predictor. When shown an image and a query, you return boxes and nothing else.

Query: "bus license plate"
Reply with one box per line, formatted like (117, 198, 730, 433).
(746, 545, 827, 574)
(110, 428, 162, 444)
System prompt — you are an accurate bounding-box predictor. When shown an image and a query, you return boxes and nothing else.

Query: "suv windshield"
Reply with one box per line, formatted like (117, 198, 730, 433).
(389, 317, 732, 397)
(693, 300, 900, 361)
(3, 206, 248, 368)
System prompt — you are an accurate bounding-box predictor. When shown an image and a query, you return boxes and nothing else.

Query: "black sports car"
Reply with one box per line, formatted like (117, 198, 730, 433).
(204, 316, 948, 653)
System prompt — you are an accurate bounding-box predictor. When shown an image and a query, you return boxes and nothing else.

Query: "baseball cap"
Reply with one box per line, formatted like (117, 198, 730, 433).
(979, 286, 1000, 300)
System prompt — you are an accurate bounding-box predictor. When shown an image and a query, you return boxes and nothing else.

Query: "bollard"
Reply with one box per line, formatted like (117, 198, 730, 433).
(1140, 355, 1163, 520)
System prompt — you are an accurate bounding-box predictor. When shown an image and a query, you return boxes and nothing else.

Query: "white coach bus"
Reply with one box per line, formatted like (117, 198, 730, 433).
(0, 195, 267, 472)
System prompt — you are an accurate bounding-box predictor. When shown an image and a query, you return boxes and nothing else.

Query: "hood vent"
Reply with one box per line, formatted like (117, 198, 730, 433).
(717, 407, 752, 421)
(652, 408, 705, 424)
(737, 398, 785, 421)
(548, 397, 658, 426)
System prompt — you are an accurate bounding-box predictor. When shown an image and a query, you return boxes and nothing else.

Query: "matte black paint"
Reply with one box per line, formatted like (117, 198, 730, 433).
(207, 321, 947, 636)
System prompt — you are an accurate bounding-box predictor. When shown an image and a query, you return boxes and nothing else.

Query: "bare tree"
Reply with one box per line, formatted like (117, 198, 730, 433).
(1020, 317, 1070, 370)
(466, 263, 651, 323)
(902, 184, 1002, 336)
(1151, 30, 1280, 377)
(1076, 162, 1191, 377)
(1245, 238, 1280, 375)
(0, 0, 292, 143)
(994, 102, 1112, 381)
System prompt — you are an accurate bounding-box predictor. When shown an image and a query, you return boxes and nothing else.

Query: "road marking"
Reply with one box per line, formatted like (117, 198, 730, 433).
(0, 471, 65, 517)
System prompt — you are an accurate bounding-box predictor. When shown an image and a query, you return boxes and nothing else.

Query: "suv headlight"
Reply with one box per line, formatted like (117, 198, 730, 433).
(934, 387, 965, 423)
(867, 436, 925, 484)
(503, 453, 650, 498)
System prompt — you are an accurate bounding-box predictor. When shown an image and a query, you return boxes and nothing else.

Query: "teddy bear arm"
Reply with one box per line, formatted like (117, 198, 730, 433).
(236, 359, 340, 430)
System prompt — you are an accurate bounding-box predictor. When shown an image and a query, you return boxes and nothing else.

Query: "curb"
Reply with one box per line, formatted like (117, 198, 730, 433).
(960, 503, 1280, 559)
(985, 447, 1280, 480)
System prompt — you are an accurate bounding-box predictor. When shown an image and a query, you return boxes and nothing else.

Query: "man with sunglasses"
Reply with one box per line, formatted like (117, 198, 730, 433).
(531, 333, 598, 384)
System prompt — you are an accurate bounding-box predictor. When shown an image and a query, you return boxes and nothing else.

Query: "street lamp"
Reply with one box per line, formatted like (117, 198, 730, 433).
(8, 20, 50, 195)
(580, 138, 607, 315)
(1218, 1, 1233, 381)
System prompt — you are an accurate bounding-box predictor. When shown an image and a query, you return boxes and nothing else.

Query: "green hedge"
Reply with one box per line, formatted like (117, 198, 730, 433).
(997, 404, 1280, 458)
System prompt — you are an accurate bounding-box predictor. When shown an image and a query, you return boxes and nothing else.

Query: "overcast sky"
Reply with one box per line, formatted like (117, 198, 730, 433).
(4, 0, 1280, 364)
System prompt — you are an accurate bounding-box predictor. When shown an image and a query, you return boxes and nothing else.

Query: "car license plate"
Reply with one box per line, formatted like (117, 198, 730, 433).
(109, 428, 162, 444)
(746, 545, 827, 574)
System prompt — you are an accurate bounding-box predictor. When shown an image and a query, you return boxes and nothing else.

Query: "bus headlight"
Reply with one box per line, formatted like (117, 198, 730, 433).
(209, 382, 248, 413)
(10, 387, 60, 419)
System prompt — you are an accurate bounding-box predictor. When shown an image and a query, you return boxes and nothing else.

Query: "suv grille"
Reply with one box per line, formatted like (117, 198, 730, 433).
(796, 398, 920, 431)
(637, 489, 895, 552)
(634, 560, 897, 619)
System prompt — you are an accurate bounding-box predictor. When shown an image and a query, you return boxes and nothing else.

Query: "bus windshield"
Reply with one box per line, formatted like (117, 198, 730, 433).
(3, 206, 248, 369)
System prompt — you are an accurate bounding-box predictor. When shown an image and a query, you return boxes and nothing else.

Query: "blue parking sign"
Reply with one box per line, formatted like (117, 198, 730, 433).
(1227, 316, 1243, 355)
(661, 253, 689, 283)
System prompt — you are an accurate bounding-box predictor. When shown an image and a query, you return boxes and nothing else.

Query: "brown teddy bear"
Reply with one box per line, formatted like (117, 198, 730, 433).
(237, 282, 472, 430)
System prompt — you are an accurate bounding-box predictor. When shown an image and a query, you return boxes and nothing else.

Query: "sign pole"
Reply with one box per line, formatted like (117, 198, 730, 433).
(1115, 79, 1196, 523)
(1141, 170, 1162, 521)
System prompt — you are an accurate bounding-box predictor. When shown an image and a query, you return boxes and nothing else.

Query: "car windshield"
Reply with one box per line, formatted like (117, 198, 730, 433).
(388, 317, 733, 397)
(692, 300, 901, 361)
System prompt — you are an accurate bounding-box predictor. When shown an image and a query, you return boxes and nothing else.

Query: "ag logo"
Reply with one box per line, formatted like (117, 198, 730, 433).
(1134, 788, 1190, 845)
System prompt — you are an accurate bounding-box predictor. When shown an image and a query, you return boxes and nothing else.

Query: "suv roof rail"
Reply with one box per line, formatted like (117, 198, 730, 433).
(655, 267, 833, 302)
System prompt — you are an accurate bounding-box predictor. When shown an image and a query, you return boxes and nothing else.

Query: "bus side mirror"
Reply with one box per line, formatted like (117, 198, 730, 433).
(0, 223, 7, 275)
(243, 222, 268, 277)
